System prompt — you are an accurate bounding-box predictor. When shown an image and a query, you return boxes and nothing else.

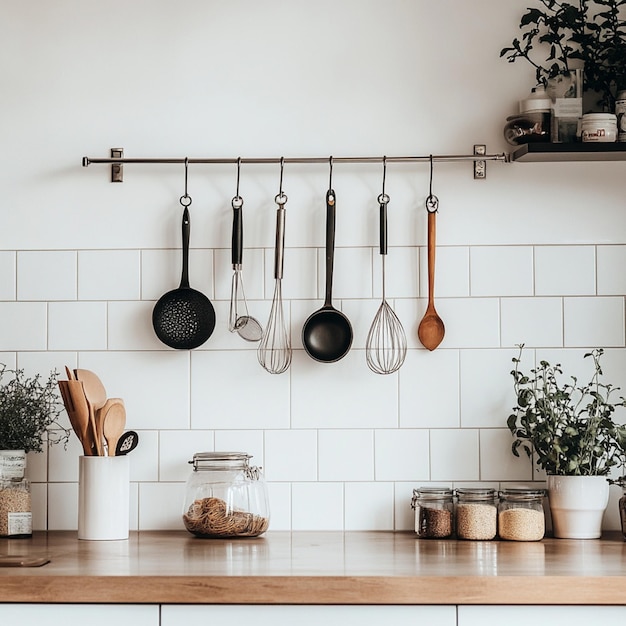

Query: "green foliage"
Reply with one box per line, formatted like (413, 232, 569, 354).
(0, 365, 70, 453)
(501, 0, 626, 110)
(508, 345, 626, 476)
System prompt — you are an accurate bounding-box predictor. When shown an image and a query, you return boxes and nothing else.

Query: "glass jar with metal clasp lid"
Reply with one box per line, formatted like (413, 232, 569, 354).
(455, 488, 498, 540)
(498, 487, 546, 541)
(411, 487, 455, 538)
(182, 452, 269, 538)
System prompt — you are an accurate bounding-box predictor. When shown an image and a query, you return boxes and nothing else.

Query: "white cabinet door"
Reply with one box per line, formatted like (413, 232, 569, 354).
(458, 605, 626, 625)
(162, 605, 456, 626)
(0, 604, 158, 626)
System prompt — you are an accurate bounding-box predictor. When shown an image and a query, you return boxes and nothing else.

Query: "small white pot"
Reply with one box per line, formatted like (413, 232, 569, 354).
(547, 475, 609, 539)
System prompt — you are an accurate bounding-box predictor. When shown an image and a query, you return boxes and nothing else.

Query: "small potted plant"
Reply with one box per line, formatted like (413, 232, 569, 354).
(501, 0, 626, 112)
(507, 345, 626, 538)
(0, 364, 69, 538)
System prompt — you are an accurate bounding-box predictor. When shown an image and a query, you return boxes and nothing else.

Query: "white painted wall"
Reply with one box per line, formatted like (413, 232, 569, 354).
(1, 0, 625, 532)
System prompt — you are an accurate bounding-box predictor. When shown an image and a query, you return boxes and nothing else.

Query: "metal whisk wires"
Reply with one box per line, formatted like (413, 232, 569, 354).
(258, 159, 292, 374)
(365, 158, 407, 374)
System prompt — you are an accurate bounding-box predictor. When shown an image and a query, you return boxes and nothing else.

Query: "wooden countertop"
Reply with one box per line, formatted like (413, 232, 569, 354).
(1, 531, 626, 605)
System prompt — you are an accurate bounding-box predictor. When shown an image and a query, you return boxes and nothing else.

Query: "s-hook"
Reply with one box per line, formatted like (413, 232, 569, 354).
(426, 154, 439, 213)
(180, 157, 192, 208)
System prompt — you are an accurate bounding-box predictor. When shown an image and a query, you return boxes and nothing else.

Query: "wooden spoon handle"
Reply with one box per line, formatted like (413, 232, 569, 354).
(427, 210, 437, 305)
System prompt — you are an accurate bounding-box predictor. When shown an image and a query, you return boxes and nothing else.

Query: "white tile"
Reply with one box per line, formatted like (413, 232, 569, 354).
(78, 250, 141, 300)
(191, 351, 290, 430)
(214, 247, 265, 302)
(48, 440, 82, 482)
(501, 297, 563, 347)
(597, 245, 626, 295)
(264, 247, 318, 300)
(214, 430, 264, 468)
(535, 246, 595, 296)
(480, 428, 533, 482)
(129, 430, 159, 482)
(317, 247, 373, 300)
(142, 249, 214, 300)
(344, 482, 394, 530)
(292, 482, 344, 530)
(419, 246, 469, 298)
(375, 429, 430, 481)
(264, 430, 317, 482)
(159, 430, 214, 482)
(26, 448, 47, 483)
(139, 482, 186, 531)
(76, 351, 191, 430)
(0, 252, 15, 300)
(31, 482, 47, 531)
(394, 482, 420, 531)
(373, 247, 419, 299)
(470, 246, 533, 296)
(266, 482, 291, 531)
(564, 296, 625, 347)
(399, 349, 460, 428)
(48, 302, 107, 350)
(430, 429, 480, 481)
(291, 350, 398, 428)
(0, 302, 47, 350)
(108, 300, 166, 350)
(319, 429, 374, 481)
(17, 251, 76, 301)
(460, 348, 529, 428)
(47, 482, 78, 530)
(426, 298, 500, 349)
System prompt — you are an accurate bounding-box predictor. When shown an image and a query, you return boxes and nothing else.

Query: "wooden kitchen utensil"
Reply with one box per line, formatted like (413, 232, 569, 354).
(96, 398, 124, 455)
(74, 369, 107, 455)
(102, 402, 126, 456)
(62, 379, 96, 455)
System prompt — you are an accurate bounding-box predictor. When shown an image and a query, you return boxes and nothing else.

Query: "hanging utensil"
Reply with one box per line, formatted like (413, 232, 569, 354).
(302, 158, 353, 363)
(258, 158, 292, 374)
(229, 158, 263, 342)
(152, 159, 216, 349)
(365, 157, 407, 374)
(417, 156, 445, 351)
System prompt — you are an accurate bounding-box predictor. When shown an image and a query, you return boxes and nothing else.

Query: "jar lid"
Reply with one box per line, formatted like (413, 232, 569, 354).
(500, 487, 545, 499)
(455, 487, 496, 500)
(582, 113, 617, 121)
(414, 487, 454, 497)
(190, 451, 252, 470)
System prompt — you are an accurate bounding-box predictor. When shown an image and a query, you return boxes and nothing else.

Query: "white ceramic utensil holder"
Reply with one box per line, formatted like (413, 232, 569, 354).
(78, 455, 129, 540)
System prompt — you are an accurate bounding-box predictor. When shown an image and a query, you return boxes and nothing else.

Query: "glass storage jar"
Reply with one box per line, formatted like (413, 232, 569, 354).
(498, 487, 545, 541)
(182, 452, 269, 538)
(455, 488, 497, 540)
(0, 478, 32, 538)
(411, 487, 455, 539)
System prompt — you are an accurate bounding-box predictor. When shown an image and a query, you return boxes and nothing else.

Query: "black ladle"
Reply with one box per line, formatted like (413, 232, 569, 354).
(302, 189, 353, 362)
(152, 202, 216, 349)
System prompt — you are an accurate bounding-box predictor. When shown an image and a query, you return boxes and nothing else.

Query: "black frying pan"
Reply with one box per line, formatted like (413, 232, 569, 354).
(152, 206, 216, 349)
(302, 189, 353, 362)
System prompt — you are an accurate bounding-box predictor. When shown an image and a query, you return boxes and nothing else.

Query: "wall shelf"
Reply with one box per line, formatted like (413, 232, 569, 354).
(511, 143, 626, 162)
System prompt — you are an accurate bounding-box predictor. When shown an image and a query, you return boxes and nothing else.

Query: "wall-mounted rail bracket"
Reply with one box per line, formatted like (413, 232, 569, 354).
(111, 148, 124, 183)
(473, 144, 486, 179)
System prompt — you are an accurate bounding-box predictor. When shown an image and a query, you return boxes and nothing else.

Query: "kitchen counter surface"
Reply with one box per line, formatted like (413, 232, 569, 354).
(1, 531, 626, 605)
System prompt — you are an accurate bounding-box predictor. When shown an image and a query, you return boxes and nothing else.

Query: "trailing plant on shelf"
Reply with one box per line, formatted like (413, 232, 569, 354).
(501, 0, 626, 110)
(0, 365, 69, 453)
(507, 345, 626, 476)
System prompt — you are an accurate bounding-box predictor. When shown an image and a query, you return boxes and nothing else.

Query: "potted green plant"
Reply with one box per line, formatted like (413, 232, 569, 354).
(501, 0, 626, 111)
(507, 345, 626, 538)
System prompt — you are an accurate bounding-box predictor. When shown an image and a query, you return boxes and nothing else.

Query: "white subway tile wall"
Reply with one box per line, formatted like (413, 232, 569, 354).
(4, 0, 626, 535)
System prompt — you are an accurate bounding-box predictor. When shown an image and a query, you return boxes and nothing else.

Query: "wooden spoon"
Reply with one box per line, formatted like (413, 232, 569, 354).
(96, 398, 124, 455)
(103, 402, 126, 457)
(63, 380, 95, 455)
(417, 207, 445, 351)
(74, 369, 107, 455)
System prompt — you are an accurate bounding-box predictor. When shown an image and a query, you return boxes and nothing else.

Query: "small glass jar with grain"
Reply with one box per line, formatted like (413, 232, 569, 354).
(455, 488, 497, 540)
(498, 487, 545, 541)
(411, 487, 455, 539)
(0, 478, 32, 538)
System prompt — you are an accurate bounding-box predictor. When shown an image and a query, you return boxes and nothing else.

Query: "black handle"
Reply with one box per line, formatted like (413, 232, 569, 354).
(324, 189, 336, 307)
(231, 204, 243, 266)
(180, 207, 190, 289)
(379, 201, 387, 256)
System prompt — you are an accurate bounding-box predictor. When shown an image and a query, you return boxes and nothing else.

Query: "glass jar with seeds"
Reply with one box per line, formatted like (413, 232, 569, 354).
(0, 478, 32, 538)
(182, 452, 269, 538)
(411, 487, 455, 539)
(498, 487, 545, 541)
(455, 488, 497, 540)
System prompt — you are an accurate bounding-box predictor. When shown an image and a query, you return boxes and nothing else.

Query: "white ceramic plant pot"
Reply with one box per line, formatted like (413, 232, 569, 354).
(547, 475, 610, 539)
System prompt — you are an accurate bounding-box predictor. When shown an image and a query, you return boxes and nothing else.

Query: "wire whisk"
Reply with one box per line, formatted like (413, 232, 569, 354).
(258, 160, 292, 374)
(365, 160, 407, 374)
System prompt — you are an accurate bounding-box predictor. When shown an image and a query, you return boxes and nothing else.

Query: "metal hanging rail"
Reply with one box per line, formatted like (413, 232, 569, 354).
(82, 146, 510, 182)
